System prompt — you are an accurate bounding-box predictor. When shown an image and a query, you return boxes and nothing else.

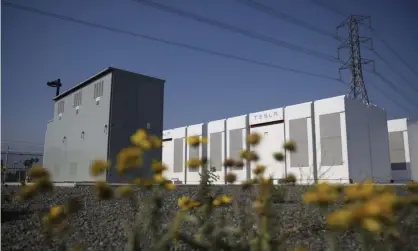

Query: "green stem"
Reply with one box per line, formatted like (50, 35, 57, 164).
(326, 232, 338, 251)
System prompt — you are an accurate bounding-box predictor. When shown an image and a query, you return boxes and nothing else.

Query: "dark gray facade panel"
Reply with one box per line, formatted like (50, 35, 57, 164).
(389, 131, 407, 170)
(209, 132, 223, 171)
(229, 129, 243, 170)
(289, 118, 309, 167)
(188, 145, 200, 172)
(320, 113, 343, 166)
(106, 70, 165, 183)
(173, 139, 184, 173)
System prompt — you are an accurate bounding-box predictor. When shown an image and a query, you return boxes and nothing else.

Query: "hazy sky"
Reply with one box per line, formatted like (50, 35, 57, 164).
(2, 0, 418, 152)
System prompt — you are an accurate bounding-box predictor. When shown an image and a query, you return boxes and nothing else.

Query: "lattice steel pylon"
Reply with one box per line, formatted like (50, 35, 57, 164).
(337, 15, 374, 105)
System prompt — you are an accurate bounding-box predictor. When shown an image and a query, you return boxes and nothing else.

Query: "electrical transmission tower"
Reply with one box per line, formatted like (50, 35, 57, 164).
(337, 15, 374, 105)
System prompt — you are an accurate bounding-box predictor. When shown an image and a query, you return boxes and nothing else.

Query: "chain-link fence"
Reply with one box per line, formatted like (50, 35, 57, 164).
(1, 151, 43, 183)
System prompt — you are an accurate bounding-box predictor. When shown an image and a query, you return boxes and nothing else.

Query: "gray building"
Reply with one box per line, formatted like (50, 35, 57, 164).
(43, 67, 165, 183)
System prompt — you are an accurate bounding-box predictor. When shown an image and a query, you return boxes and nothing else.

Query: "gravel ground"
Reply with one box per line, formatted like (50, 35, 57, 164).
(2, 185, 418, 251)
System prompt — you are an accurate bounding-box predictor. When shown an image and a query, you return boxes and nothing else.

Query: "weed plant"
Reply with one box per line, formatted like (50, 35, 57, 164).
(9, 129, 418, 251)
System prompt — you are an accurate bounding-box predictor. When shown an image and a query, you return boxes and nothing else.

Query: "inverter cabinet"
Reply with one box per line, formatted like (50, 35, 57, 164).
(43, 68, 165, 183)
(388, 118, 418, 182)
(207, 119, 227, 184)
(249, 107, 285, 181)
(313, 95, 391, 184)
(185, 123, 207, 184)
(226, 115, 250, 182)
(284, 102, 316, 184)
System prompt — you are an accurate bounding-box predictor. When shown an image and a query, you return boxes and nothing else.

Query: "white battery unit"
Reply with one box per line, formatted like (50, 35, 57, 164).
(226, 115, 250, 182)
(167, 126, 187, 184)
(249, 107, 285, 181)
(207, 119, 227, 184)
(284, 102, 316, 184)
(313, 95, 391, 184)
(388, 118, 418, 182)
(185, 123, 208, 184)
(162, 129, 174, 180)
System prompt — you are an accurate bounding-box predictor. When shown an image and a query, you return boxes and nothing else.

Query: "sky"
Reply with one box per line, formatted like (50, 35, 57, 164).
(1, 0, 418, 153)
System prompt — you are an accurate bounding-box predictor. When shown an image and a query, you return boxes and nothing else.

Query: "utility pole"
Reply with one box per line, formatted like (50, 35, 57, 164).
(3, 146, 10, 183)
(337, 15, 374, 105)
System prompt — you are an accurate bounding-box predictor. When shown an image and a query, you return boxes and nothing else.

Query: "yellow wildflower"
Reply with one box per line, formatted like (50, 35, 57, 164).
(187, 136, 200, 147)
(149, 135, 162, 148)
(247, 133, 261, 146)
(283, 140, 297, 152)
(220, 195, 232, 204)
(28, 164, 50, 180)
(200, 137, 208, 144)
(225, 172, 237, 183)
(361, 218, 382, 233)
(164, 182, 176, 191)
(151, 161, 167, 173)
(407, 180, 418, 193)
(284, 173, 297, 184)
(241, 180, 253, 190)
(17, 184, 38, 200)
(116, 185, 134, 198)
(116, 147, 143, 173)
(89, 159, 108, 177)
(49, 205, 64, 218)
(223, 158, 235, 167)
(240, 150, 259, 161)
(212, 199, 221, 206)
(187, 158, 202, 169)
(153, 174, 165, 184)
(253, 165, 265, 175)
(273, 152, 285, 161)
(35, 177, 54, 193)
(130, 129, 148, 146)
(327, 209, 354, 230)
(234, 160, 245, 168)
(94, 181, 113, 200)
(178, 196, 191, 211)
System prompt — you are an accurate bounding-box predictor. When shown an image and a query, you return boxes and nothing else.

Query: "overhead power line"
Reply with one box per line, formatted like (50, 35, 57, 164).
(366, 79, 416, 117)
(2, 1, 413, 117)
(372, 50, 418, 94)
(235, 0, 339, 41)
(1, 140, 44, 147)
(1, 1, 340, 82)
(236, 0, 418, 108)
(367, 70, 418, 110)
(130, 0, 342, 63)
(311, 0, 418, 78)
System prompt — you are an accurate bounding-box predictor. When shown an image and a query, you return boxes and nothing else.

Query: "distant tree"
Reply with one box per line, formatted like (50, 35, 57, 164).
(23, 157, 40, 169)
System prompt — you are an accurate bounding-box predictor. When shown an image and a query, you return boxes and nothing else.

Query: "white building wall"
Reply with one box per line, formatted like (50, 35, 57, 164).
(249, 107, 285, 181)
(207, 119, 227, 184)
(162, 129, 174, 180)
(226, 115, 249, 182)
(186, 123, 207, 184)
(388, 118, 412, 182)
(168, 127, 187, 183)
(365, 104, 391, 183)
(314, 96, 350, 183)
(407, 120, 418, 181)
(284, 102, 316, 184)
